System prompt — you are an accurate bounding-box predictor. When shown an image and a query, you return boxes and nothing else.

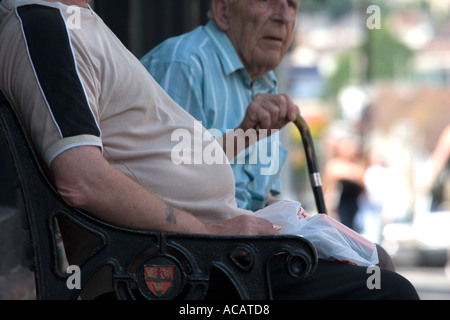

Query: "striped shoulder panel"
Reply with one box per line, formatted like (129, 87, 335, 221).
(16, 4, 100, 138)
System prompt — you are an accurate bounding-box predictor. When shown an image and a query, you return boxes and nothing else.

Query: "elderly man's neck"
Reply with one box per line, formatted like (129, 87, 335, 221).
(44, 0, 90, 9)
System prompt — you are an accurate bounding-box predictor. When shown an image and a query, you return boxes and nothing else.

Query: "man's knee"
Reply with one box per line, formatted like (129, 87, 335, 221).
(376, 244, 396, 271)
(270, 258, 419, 300)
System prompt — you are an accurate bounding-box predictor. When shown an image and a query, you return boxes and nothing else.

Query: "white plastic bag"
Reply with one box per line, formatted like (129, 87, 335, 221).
(254, 200, 379, 266)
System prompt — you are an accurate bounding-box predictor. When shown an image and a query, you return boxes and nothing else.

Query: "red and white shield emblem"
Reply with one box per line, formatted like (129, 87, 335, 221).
(144, 265, 175, 297)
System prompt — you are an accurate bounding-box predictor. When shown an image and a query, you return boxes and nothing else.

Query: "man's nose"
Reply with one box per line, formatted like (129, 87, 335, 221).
(272, 1, 295, 24)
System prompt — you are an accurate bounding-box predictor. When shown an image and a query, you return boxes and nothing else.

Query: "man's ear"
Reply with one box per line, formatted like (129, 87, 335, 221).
(212, 0, 231, 32)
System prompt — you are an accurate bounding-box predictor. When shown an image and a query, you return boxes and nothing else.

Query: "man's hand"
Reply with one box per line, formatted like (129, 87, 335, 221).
(239, 93, 299, 132)
(206, 215, 277, 236)
(218, 93, 299, 160)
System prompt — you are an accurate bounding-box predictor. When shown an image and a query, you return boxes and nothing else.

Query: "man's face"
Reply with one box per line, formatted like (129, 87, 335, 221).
(224, 0, 298, 81)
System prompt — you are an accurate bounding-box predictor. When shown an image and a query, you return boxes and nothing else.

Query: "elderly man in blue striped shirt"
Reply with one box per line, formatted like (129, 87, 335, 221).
(141, 0, 300, 211)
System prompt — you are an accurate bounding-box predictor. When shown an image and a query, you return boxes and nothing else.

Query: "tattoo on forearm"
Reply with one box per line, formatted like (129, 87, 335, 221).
(165, 205, 178, 224)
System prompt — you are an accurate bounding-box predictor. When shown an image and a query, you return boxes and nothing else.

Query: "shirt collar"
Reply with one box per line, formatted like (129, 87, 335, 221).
(204, 19, 244, 76)
(204, 20, 277, 90)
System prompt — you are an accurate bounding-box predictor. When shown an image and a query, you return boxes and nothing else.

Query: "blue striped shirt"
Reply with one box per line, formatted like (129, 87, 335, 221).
(141, 20, 287, 211)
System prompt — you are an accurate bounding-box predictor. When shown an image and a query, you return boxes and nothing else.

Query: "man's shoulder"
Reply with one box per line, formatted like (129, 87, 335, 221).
(8, 3, 64, 29)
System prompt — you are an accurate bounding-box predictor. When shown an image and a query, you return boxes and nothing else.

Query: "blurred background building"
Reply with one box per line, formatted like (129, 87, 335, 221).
(283, 0, 450, 299)
(1, 0, 449, 299)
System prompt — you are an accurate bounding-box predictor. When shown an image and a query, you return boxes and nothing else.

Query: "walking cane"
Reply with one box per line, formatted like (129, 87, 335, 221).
(293, 113, 328, 215)
(256, 114, 327, 214)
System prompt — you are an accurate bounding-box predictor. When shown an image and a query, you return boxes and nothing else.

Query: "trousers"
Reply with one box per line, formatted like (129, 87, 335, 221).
(206, 255, 419, 300)
(269, 258, 418, 300)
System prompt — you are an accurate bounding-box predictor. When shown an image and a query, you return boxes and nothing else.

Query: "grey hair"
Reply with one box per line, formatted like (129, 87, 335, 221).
(207, 0, 238, 20)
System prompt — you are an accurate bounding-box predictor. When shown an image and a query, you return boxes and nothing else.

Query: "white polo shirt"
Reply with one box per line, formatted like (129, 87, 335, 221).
(0, 0, 250, 223)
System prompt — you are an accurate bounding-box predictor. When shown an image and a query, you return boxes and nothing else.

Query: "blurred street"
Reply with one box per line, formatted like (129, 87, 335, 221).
(282, 1, 450, 301)
(397, 266, 450, 300)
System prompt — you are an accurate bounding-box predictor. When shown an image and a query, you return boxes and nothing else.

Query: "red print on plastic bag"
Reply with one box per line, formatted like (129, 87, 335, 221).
(254, 200, 379, 266)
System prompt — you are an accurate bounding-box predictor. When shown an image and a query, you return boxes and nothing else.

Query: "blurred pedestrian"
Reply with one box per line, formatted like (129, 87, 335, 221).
(323, 136, 365, 229)
(419, 125, 450, 210)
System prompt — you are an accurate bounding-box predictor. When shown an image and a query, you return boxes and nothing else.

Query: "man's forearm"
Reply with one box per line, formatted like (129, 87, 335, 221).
(50, 146, 209, 234)
(50, 146, 277, 236)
